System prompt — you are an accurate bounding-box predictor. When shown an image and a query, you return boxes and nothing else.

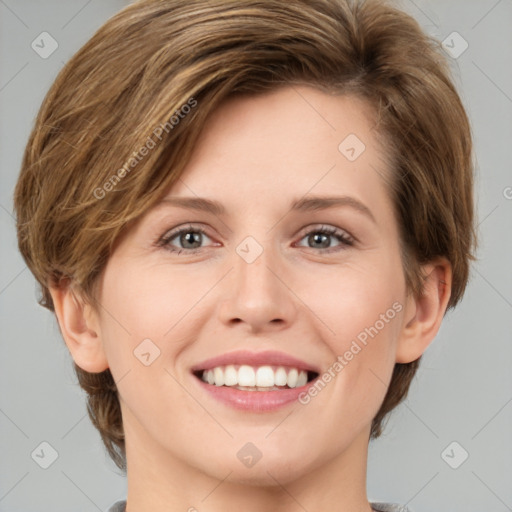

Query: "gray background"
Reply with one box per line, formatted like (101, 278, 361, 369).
(1, 1, 511, 511)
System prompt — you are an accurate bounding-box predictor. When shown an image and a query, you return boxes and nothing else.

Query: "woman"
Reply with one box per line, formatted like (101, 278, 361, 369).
(14, 0, 476, 510)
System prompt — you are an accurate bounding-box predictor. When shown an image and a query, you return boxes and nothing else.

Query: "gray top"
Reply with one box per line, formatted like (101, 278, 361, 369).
(108, 500, 412, 511)
(108, 501, 126, 512)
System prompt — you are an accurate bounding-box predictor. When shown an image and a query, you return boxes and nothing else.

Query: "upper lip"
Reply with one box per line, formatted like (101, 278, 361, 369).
(190, 350, 321, 374)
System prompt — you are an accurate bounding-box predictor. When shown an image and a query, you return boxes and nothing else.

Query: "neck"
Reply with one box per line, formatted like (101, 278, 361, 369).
(122, 409, 374, 512)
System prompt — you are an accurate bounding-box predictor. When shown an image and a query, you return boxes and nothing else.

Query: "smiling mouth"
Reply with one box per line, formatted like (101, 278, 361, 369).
(193, 364, 319, 391)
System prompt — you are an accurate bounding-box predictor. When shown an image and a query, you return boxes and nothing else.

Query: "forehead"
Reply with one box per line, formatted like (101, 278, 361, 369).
(166, 86, 392, 215)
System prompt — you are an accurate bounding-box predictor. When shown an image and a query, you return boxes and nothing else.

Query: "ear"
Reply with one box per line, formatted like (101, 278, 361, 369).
(396, 258, 452, 363)
(49, 281, 109, 373)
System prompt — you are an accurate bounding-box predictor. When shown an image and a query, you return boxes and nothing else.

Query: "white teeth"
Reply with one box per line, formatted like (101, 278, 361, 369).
(274, 367, 288, 386)
(199, 365, 310, 390)
(287, 368, 298, 388)
(238, 365, 255, 386)
(213, 367, 224, 386)
(223, 365, 238, 386)
(256, 366, 274, 387)
(296, 370, 308, 387)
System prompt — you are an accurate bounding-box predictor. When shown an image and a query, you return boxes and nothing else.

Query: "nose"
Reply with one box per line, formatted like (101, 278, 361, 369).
(217, 239, 298, 333)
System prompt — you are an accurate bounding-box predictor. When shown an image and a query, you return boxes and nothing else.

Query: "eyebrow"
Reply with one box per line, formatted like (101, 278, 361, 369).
(158, 195, 376, 223)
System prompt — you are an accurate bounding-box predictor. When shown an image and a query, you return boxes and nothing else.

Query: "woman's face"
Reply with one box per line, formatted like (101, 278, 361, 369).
(94, 86, 412, 485)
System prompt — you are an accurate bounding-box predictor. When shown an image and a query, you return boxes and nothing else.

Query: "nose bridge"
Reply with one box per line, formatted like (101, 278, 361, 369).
(218, 231, 297, 329)
(233, 233, 282, 299)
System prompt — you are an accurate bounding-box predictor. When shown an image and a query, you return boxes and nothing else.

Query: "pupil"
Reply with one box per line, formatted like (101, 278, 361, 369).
(311, 233, 328, 248)
(182, 231, 201, 248)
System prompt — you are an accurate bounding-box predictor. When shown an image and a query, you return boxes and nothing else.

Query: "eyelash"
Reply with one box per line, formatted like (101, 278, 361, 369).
(156, 223, 354, 255)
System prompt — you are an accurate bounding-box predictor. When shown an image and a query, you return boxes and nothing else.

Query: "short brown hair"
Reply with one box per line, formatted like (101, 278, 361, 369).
(14, 0, 477, 471)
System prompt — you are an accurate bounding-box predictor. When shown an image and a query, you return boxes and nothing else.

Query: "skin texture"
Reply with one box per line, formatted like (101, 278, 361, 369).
(50, 86, 451, 512)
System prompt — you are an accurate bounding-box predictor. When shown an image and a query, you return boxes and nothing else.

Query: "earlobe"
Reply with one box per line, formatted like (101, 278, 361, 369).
(395, 258, 452, 364)
(49, 282, 109, 373)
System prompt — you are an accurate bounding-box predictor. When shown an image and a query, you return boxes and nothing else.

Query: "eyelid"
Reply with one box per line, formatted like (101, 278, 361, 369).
(296, 223, 355, 243)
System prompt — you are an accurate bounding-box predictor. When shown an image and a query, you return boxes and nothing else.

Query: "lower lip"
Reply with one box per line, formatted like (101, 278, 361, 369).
(193, 375, 316, 412)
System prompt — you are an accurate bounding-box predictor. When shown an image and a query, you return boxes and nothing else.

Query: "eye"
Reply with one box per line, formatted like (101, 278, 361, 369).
(157, 224, 215, 254)
(157, 223, 354, 255)
(295, 225, 354, 253)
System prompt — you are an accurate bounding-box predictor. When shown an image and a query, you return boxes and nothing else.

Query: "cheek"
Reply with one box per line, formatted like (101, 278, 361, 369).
(95, 262, 167, 367)
(301, 257, 403, 348)
(99, 259, 197, 335)
(299, 258, 403, 406)
(97, 257, 216, 377)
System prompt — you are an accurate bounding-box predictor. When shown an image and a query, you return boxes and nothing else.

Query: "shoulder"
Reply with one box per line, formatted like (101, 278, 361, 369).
(370, 502, 414, 512)
(108, 500, 126, 512)
(107, 499, 412, 512)
(107, 500, 410, 512)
